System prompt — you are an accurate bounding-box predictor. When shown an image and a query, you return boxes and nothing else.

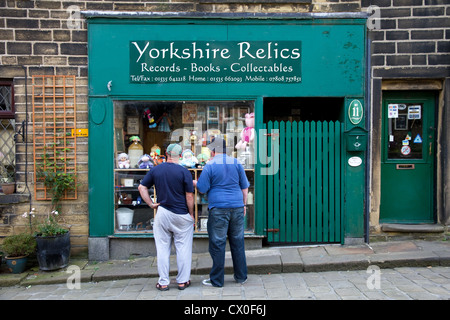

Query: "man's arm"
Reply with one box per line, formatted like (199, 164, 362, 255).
(186, 192, 195, 220)
(242, 188, 248, 216)
(138, 184, 159, 209)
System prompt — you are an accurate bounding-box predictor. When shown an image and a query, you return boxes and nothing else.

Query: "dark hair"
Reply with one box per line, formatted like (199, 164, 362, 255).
(208, 137, 226, 153)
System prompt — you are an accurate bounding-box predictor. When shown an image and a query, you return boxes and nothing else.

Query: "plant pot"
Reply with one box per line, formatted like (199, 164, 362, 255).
(1, 183, 15, 195)
(5, 255, 28, 274)
(36, 232, 71, 271)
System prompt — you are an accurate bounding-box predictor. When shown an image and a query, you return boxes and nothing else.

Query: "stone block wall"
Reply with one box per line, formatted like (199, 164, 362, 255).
(362, 0, 449, 79)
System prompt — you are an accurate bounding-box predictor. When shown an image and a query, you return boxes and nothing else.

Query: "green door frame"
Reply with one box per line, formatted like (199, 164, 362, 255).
(380, 91, 436, 223)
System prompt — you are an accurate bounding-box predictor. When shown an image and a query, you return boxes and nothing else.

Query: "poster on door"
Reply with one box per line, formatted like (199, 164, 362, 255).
(388, 104, 398, 118)
(408, 105, 421, 120)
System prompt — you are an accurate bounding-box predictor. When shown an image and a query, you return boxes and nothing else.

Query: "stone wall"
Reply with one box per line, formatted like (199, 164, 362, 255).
(362, 0, 449, 79)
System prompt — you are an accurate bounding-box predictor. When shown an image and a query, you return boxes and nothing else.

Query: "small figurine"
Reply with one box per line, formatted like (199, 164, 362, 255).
(138, 154, 154, 169)
(180, 149, 198, 168)
(196, 153, 210, 167)
(117, 153, 130, 168)
(150, 151, 159, 165)
(236, 113, 255, 150)
(144, 108, 157, 128)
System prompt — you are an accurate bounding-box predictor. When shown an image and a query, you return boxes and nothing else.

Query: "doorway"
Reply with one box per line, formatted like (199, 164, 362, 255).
(262, 97, 344, 244)
(380, 91, 436, 223)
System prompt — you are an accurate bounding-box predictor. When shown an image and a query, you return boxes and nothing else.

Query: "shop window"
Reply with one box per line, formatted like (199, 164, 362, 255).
(0, 80, 15, 185)
(114, 100, 255, 234)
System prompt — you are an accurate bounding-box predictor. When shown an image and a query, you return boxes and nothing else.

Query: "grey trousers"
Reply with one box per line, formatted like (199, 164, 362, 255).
(153, 206, 194, 286)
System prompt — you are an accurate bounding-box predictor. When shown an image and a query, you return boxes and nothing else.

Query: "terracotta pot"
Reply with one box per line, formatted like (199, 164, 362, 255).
(1, 183, 15, 195)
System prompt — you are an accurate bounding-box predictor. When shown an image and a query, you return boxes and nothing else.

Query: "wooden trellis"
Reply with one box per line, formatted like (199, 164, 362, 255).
(32, 75, 77, 201)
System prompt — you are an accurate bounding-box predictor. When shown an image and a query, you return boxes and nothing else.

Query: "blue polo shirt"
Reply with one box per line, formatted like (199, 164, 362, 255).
(140, 162, 194, 215)
(196, 154, 250, 209)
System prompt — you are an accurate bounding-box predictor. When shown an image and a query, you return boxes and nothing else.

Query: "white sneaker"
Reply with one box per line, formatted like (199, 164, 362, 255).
(202, 279, 213, 286)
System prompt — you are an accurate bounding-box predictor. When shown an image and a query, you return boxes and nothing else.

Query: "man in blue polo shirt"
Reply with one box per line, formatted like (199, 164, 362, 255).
(194, 137, 249, 287)
(138, 143, 194, 291)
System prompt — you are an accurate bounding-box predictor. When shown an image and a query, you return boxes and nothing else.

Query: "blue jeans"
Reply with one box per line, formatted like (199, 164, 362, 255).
(207, 207, 247, 287)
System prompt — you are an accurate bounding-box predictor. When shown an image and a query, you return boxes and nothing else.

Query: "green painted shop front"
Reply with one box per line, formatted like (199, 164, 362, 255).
(85, 12, 368, 252)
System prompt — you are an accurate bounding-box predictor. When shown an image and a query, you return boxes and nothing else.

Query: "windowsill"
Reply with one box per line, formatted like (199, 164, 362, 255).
(0, 193, 30, 205)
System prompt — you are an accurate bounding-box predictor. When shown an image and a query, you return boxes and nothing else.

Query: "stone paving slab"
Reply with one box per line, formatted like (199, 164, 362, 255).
(2, 267, 449, 300)
(0, 240, 449, 287)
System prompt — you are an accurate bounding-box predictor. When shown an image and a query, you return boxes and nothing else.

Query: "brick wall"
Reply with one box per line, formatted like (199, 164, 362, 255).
(362, 0, 450, 79)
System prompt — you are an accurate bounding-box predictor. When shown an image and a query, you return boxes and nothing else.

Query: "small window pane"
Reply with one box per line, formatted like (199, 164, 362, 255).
(0, 86, 12, 112)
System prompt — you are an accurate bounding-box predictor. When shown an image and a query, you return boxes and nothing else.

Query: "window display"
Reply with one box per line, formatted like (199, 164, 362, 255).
(113, 100, 255, 234)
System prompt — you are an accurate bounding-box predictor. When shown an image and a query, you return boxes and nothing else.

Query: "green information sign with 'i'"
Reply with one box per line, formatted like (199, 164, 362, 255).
(348, 99, 363, 125)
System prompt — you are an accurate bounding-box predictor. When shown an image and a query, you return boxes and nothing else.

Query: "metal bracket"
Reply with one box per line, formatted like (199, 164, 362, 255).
(14, 120, 26, 143)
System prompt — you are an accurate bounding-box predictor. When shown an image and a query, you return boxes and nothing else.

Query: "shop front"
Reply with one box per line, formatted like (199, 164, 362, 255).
(85, 12, 368, 259)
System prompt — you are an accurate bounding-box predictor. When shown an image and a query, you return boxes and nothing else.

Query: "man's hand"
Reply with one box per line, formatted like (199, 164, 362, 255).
(149, 202, 160, 210)
(138, 184, 159, 210)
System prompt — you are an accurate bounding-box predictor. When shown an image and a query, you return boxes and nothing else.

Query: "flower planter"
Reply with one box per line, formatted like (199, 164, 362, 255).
(36, 232, 71, 271)
(5, 255, 28, 274)
(1, 183, 15, 195)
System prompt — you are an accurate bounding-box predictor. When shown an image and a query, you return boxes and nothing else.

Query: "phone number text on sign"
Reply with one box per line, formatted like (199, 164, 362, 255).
(130, 41, 302, 84)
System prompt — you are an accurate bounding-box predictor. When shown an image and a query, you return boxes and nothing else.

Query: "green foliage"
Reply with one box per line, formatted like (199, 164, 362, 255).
(36, 145, 77, 212)
(2, 233, 36, 257)
(23, 208, 69, 237)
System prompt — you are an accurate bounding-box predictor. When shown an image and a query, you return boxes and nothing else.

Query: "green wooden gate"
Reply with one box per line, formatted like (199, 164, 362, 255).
(262, 120, 344, 244)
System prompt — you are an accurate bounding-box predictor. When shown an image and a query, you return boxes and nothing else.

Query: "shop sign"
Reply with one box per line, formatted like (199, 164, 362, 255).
(348, 99, 363, 125)
(130, 41, 301, 84)
(71, 128, 88, 137)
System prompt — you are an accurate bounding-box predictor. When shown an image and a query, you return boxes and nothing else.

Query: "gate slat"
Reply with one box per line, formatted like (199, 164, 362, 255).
(304, 121, 310, 242)
(279, 121, 286, 242)
(316, 121, 323, 242)
(336, 121, 342, 242)
(273, 121, 280, 243)
(261, 123, 267, 237)
(298, 121, 304, 242)
(310, 121, 316, 242)
(323, 121, 329, 242)
(286, 121, 292, 242)
(329, 121, 335, 242)
(267, 121, 274, 242)
(292, 121, 298, 243)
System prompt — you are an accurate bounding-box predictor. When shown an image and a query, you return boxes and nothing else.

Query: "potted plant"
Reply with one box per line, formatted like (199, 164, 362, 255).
(30, 145, 77, 270)
(2, 233, 36, 274)
(0, 151, 15, 194)
(23, 208, 71, 271)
